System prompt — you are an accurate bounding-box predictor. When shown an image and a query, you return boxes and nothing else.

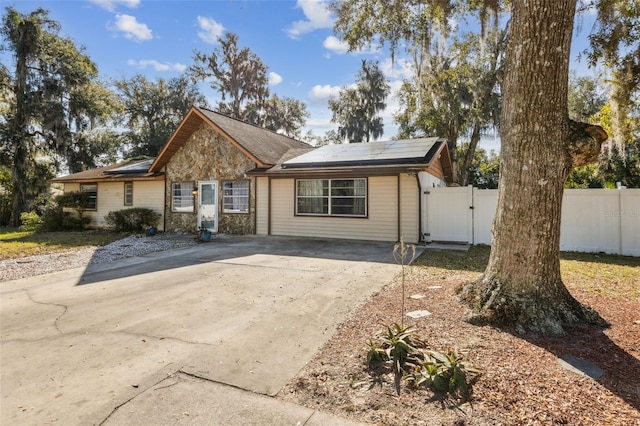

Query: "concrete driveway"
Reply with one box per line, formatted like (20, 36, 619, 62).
(1, 236, 404, 425)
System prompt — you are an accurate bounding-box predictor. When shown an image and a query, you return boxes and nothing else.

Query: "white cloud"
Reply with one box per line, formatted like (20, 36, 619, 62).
(112, 14, 152, 42)
(268, 72, 283, 85)
(304, 115, 338, 136)
(380, 57, 415, 80)
(323, 36, 349, 54)
(127, 59, 187, 72)
(309, 84, 342, 102)
(286, 0, 334, 39)
(197, 16, 224, 44)
(322, 35, 380, 56)
(90, 0, 140, 12)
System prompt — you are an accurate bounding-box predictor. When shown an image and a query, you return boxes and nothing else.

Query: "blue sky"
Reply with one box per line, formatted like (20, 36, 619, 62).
(3, 0, 599, 151)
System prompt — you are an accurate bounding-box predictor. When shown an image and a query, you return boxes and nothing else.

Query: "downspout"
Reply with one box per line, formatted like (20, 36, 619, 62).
(162, 167, 167, 232)
(416, 173, 422, 243)
(397, 175, 401, 242)
(268, 177, 272, 236)
(253, 177, 257, 235)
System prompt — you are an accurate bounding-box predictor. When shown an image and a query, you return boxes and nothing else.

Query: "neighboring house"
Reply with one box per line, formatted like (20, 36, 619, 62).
(53, 106, 453, 243)
(50, 158, 165, 230)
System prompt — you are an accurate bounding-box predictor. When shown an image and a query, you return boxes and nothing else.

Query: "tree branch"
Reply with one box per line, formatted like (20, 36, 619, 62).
(567, 120, 608, 168)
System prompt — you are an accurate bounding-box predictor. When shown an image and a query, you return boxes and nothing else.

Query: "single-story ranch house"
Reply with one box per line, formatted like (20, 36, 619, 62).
(52, 106, 453, 243)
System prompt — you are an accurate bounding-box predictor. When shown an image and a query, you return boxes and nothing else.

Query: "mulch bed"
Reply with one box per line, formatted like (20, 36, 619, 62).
(278, 253, 640, 426)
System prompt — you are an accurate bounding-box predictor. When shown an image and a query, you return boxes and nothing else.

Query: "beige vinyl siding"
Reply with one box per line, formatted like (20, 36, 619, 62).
(64, 183, 80, 192)
(256, 177, 269, 235)
(132, 181, 165, 230)
(399, 173, 420, 243)
(270, 176, 398, 242)
(62, 181, 165, 230)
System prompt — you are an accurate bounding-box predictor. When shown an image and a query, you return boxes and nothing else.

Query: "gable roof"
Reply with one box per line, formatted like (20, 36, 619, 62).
(150, 106, 311, 172)
(50, 159, 163, 183)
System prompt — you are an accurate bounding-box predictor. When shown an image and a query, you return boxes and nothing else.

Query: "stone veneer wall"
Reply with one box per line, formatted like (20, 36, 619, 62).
(164, 122, 257, 234)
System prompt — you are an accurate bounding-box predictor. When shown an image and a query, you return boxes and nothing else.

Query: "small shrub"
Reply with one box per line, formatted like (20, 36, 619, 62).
(63, 214, 90, 231)
(105, 208, 160, 232)
(39, 203, 66, 231)
(57, 191, 94, 230)
(18, 211, 41, 232)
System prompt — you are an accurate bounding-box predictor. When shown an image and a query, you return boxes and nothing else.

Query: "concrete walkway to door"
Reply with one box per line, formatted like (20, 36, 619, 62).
(1, 236, 406, 425)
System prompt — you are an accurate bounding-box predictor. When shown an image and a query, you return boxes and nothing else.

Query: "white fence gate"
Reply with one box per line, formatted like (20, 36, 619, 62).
(424, 187, 473, 243)
(422, 187, 640, 256)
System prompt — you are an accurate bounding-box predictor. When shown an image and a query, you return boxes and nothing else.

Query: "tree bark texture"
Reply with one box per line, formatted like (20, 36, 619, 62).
(459, 120, 482, 187)
(9, 26, 30, 227)
(460, 0, 608, 335)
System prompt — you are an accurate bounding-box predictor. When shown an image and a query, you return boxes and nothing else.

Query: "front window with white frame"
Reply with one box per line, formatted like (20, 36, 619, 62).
(296, 178, 367, 217)
(171, 182, 194, 212)
(222, 181, 249, 214)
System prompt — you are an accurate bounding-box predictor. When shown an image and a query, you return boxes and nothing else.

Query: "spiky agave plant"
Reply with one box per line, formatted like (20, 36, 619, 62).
(407, 348, 481, 398)
(367, 323, 424, 395)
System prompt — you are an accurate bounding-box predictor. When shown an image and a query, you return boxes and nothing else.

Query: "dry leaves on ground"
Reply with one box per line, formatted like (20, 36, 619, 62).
(279, 247, 640, 426)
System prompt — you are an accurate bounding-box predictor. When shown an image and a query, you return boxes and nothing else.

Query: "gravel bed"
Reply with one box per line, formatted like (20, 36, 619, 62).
(0, 234, 198, 283)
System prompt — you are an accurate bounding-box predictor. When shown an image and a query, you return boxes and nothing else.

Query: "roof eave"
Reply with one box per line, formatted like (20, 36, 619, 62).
(247, 163, 432, 178)
(50, 173, 165, 184)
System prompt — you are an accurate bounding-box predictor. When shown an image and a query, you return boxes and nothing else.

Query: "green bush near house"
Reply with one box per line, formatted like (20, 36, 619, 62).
(57, 191, 94, 230)
(39, 202, 66, 231)
(105, 208, 161, 233)
(18, 212, 42, 231)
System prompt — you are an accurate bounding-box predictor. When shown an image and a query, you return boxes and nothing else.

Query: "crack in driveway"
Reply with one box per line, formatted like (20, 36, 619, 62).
(2, 330, 218, 347)
(24, 288, 68, 335)
(97, 370, 185, 426)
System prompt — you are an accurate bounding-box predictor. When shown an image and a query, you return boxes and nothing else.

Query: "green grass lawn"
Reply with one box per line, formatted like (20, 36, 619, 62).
(413, 245, 640, 301)
(0, 228, 127, 260)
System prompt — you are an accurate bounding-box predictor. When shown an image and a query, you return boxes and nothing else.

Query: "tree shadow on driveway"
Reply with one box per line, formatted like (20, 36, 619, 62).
(76, 235, 400, 286)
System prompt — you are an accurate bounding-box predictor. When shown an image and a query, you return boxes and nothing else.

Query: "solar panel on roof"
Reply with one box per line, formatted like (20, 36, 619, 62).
(105, 159, 154, 174)
(283, 138, 440, 168)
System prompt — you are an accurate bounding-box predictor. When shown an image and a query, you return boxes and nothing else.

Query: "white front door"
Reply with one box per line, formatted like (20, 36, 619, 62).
(198, 181, 218, 232)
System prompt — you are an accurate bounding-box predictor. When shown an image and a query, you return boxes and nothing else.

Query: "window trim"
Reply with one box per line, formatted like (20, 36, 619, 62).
(171, 181, 195, 213)
(80, 183, 98, 211)
(222, 180, 250, 214)
(124, 181, 133, 206)
(295, 178, 367, 218)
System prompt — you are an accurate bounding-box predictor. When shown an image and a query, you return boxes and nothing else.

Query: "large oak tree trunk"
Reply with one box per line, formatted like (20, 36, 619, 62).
(9, 28, 30, 228)
(460, 0, 608, 335)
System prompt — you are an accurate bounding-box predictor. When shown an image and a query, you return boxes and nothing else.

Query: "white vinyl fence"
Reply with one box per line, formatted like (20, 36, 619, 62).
(423, 187, 640, 256)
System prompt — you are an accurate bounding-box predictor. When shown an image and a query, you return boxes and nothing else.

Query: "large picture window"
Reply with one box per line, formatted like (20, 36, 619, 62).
(171, 182, 194, 212)
(296, 178, 366, 217)
(223, 181, 249, 213)
(80, 183, 97, 210)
